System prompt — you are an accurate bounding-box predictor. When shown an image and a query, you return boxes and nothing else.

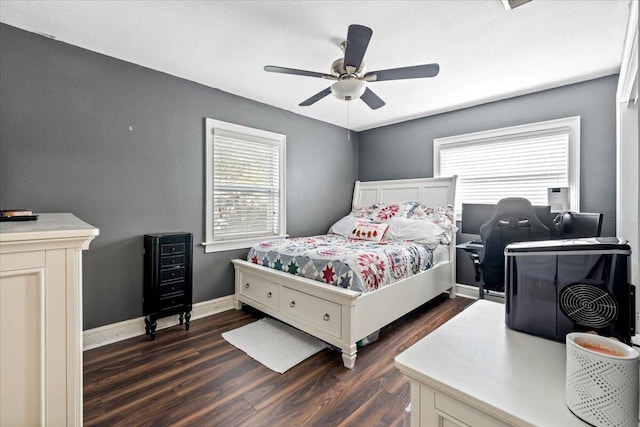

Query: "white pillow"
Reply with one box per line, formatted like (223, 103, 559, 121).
(328, 214, 361, 237)
(384, 217, 448, 249)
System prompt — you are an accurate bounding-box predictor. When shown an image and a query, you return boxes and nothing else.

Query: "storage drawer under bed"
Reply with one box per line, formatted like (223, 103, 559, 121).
(283, 287, 341, 338)
(239, 274, 280, 310)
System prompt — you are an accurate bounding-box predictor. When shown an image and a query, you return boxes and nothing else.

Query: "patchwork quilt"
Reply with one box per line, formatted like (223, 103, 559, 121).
(247, 234, 433, 294)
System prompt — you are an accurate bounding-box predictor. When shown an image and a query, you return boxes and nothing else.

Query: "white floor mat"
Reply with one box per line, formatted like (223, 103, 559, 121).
(222, 318, 327, 374)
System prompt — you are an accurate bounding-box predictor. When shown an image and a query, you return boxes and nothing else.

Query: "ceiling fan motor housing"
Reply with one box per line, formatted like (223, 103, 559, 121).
(504, 237, 635, 344)
(331, 58, 365, 78)
(330, 78, 366, 101)
(329, 57, 367, 100)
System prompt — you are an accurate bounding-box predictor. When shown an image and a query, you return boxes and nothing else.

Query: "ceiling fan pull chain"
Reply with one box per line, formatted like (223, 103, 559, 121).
(347, 100, 351, 140)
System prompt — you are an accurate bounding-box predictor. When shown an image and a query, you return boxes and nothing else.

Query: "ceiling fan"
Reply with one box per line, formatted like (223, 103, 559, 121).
(264, 24, 440, 110)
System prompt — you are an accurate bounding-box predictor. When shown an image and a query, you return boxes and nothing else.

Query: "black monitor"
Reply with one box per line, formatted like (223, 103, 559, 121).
(555, 212, 603, 238)
(461, 204, 495, 235)
(461, 203, 553, 235)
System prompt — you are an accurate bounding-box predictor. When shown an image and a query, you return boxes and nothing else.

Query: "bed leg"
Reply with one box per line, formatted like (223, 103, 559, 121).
(342, 346, 357, 369)
(233, 297, 242, 310)
(448, 284, 456, 299)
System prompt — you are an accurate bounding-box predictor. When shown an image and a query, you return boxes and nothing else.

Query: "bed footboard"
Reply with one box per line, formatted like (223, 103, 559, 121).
(232, 258, 454, 369)
(233, 259, 361, 368)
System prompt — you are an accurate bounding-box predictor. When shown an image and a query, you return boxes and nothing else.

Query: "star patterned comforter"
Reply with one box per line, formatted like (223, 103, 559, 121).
(247, 234, 434, 294)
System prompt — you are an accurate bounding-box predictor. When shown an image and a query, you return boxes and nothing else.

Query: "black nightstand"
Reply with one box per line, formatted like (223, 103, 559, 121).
(143, 232, 193, 340)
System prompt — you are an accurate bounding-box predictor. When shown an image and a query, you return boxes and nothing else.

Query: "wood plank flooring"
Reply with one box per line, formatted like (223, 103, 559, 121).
(84, 294, 474, 426)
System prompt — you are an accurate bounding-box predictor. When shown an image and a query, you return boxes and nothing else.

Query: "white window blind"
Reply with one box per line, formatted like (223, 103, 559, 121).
(205, 119, 286, 252)
(434, 117, 580, 217)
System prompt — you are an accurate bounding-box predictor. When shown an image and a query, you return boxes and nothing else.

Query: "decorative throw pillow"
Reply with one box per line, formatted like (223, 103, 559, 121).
(351, 204, 379, 218)
(370, 203, 403, 221)
(350, 220, 389, 242)
(406, 204, 455, 226)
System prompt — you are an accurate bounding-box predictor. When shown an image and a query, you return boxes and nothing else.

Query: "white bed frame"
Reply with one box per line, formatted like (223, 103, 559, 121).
(232, 176, 457, 369)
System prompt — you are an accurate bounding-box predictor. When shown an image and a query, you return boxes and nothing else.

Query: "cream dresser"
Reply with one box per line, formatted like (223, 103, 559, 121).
(395, 300, 590, 427)
(0, 214, 98, 426)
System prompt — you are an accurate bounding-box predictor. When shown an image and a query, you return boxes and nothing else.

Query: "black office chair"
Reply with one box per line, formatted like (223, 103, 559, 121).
(476, 198, 551, 297)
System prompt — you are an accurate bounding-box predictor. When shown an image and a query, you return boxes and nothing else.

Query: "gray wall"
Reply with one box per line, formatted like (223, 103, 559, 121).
(0, 24, 358, 329)
(358, 75, 619, 285)
(0, 22, 620, 326)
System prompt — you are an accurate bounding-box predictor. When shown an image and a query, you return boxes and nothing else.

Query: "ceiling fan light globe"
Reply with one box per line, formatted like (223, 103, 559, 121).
(331, 79, 366, 101)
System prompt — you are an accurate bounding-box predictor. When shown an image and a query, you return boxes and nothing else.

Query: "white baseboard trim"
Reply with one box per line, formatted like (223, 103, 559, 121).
(83, 295, 235, 351)
(83, 288, 495, 351)
(455, 283, 505, 304)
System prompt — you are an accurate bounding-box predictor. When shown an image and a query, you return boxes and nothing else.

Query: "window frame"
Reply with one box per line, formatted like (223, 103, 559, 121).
(204, 118, 287, 253)
(434, 116, 580, 219)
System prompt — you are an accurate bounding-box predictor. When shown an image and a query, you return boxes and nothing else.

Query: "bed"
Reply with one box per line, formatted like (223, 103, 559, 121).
(232, 176, 457, 369)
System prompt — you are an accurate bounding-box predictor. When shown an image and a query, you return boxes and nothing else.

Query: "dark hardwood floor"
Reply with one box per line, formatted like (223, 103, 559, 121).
(84, 294, 474, 427)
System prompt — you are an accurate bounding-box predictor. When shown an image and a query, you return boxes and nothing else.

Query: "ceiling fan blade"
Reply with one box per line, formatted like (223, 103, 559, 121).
(264, 65, 337, 80)
(344, 24, 372, 71)
(364, 63, 440, 82)
(299, 87, 332, 106)
(360, 87, 386, 110)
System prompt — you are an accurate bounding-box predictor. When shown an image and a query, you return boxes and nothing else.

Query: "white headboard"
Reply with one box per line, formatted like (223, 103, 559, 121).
(352, 176, 457, 209)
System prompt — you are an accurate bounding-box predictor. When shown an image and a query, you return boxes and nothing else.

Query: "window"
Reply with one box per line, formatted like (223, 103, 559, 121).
(434, 116, 580, 217)
(204, 118, 286, 252)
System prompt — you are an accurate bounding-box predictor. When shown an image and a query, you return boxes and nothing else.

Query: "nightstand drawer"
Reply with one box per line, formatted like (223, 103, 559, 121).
(161, 254, 184, 267)
(160, 294, 184, 311)
(161, 266, 184, 282)
(161, 242, 185, 255)
(160, 280, 185, 295)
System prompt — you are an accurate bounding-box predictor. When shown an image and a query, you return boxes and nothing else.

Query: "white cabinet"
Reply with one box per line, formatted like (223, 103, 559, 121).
(0, 214, 98, 426)
(409, 382, 510, 427)
(395, 300, 589, 427)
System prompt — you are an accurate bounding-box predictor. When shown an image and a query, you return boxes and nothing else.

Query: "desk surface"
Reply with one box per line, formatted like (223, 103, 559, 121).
(395, 300, 589, 427)
(456, 240, 484, 252)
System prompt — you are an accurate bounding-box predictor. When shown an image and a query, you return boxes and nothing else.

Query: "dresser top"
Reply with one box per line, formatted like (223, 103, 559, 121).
(395, 300, 589, 427)
(0, 213, 99, 242)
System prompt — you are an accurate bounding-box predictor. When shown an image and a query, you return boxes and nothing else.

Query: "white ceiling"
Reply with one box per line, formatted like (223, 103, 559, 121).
(0, 1, 631, 131)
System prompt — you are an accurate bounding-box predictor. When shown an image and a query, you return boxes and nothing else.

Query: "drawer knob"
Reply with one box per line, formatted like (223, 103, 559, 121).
(267, 292, 272, 298)
(289, 301, 296, 308)
(245, 283, 250, 289)
(323, 313, 330, 321)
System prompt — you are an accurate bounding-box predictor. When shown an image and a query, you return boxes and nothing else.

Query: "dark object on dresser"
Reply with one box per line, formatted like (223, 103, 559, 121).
(143, 232, 193, 340)
(505, 237, 634, 344)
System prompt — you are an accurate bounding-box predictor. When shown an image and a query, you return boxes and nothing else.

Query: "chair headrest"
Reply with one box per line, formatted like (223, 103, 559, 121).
(481, 197, 549, 234)
(497, 217, 532, 228)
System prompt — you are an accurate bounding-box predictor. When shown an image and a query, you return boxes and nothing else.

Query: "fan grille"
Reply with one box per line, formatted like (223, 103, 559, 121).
(559, 283, 617, 329)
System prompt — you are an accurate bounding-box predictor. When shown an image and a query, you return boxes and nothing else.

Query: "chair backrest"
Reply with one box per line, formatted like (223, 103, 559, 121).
(479, 198, 551, 290)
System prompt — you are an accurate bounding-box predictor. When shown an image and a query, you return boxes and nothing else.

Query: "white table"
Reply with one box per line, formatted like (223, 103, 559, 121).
(395, 300, 590, 427)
